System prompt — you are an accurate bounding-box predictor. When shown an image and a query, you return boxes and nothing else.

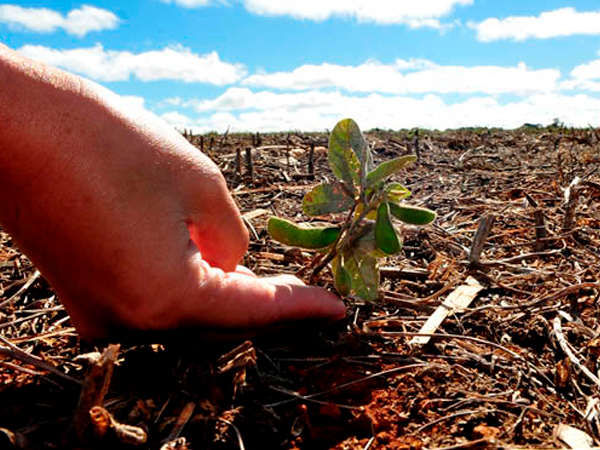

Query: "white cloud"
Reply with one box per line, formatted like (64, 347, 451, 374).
(159, 0, 472, 27)
(173, 88, 600, 134)
(0, 4, 119, 37)
(17, 44, 246, 85)
(561, 59, 600, 92)
(119, 95, 147, 111)
(571, 59, 600, 82)
(470, 7, 600, 42)
(160, 0, 226, 7)
(161, 111, 194, 131)
(244, 0, 473, 27)
(242, 60, 560, 95)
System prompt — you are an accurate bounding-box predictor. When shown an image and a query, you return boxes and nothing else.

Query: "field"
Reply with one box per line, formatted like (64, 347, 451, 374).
(2, 126, 600, 449)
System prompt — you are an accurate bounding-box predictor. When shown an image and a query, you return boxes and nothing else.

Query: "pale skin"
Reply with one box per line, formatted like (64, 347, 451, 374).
(0, 44, 345, 343)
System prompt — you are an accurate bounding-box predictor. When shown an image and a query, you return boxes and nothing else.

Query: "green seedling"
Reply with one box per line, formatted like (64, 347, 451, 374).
(267, 118, 436, 301)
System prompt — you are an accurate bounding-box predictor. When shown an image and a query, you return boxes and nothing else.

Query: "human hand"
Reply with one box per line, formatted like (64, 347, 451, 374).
(0, 45, 345, 342)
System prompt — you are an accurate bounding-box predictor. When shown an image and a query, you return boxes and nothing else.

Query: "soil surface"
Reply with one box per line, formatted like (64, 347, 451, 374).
(2, 126, 600, 449)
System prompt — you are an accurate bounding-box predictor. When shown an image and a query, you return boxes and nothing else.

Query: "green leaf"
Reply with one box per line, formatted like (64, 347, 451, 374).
(329, 118, 369, 187)
(267, 217, 341, 249)
(302, 182, 355, 217)
(349, 221, 386, 258)
(332, 255, 352, 297)
(344, 250, 379, 301)
(386, 182, 411, 201)
(389, 202, 436, 225)
(374, 202, 401, 254)
(366, 155, 417, 188)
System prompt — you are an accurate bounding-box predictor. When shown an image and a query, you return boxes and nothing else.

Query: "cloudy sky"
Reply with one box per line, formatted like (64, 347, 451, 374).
(2, 1, 600, 132)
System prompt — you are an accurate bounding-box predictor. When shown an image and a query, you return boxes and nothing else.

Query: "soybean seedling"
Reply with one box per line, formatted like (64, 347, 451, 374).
(267, 118, 436, 301)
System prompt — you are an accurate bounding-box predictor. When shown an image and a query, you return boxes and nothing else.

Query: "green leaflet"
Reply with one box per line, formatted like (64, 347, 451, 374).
(329, 118, 371, 188)
(366, 155, 417, 188)
(344, 250, 379, 301)
(353, 221, 387, 259)
(386, 182, 411, 202)
(389, 202, 436, 225)
(267, 217, 341, 249)
(332, 255, 352, 297)
(302, 182, 355, 217)
(374, 202, 401, 255)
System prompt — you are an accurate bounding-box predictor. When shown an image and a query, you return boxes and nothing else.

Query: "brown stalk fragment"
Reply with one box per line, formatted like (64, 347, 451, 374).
(533, 208, 548, 252)
(69, 343, 120, 441)
(235, 147, 242, 177)
(468, 214, 496, 266)
(163, 402, 196, 444)
(308, 142, 315, 177)
(245, 147, 253, 185)
(562, 178, 581, 232)
(89, 406, 147, 445)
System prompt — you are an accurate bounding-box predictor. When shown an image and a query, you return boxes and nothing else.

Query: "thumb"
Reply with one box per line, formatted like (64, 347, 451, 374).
(182, 167, 249, 272)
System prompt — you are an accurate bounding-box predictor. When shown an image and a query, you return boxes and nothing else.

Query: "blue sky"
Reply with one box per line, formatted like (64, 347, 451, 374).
(2, 1, 600, 132)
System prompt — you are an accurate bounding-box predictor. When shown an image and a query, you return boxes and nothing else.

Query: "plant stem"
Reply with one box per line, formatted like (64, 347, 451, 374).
(309, 202, 357, 284)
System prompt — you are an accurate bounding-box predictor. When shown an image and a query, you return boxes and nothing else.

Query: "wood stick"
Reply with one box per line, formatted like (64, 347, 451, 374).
(563, 177, 581, 231)
(409, 276, 483, 346)
(235, 147, 242, 177)
(380, 267, 429, 281)
(69, 344, 120, 441)
(245, 147, 253, 185)
(533, 208, 548, 252)
(469, 214, 496, 265)
(308, 142, 315, 177)
(414, 129, 420, 160)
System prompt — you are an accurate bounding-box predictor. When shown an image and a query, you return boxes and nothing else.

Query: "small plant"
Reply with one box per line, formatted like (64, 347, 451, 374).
(267, 118, 436, 301)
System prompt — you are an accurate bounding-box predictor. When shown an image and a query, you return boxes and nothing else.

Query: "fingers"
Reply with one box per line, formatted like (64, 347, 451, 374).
(177, 262, 346, 331)
(235, 265, 258, 277)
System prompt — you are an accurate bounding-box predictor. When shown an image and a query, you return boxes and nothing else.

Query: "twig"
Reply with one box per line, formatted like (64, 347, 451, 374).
(500, 282, 600, 311)
(216, 417, 246, 450)
(0, 334, 80, 384)
(552, 315, 600, 390)
(380, 267, 429, 280)
(164, 402, 196, 443)
(424, 437, 493, 450)
(266, 363, 439, 408)
(0, 269, 40, 309)
(362, 435, 376, 450)
(411, 408, 502, 435)
(386, 331, 554, 386)
(269, 385, 362, 410)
